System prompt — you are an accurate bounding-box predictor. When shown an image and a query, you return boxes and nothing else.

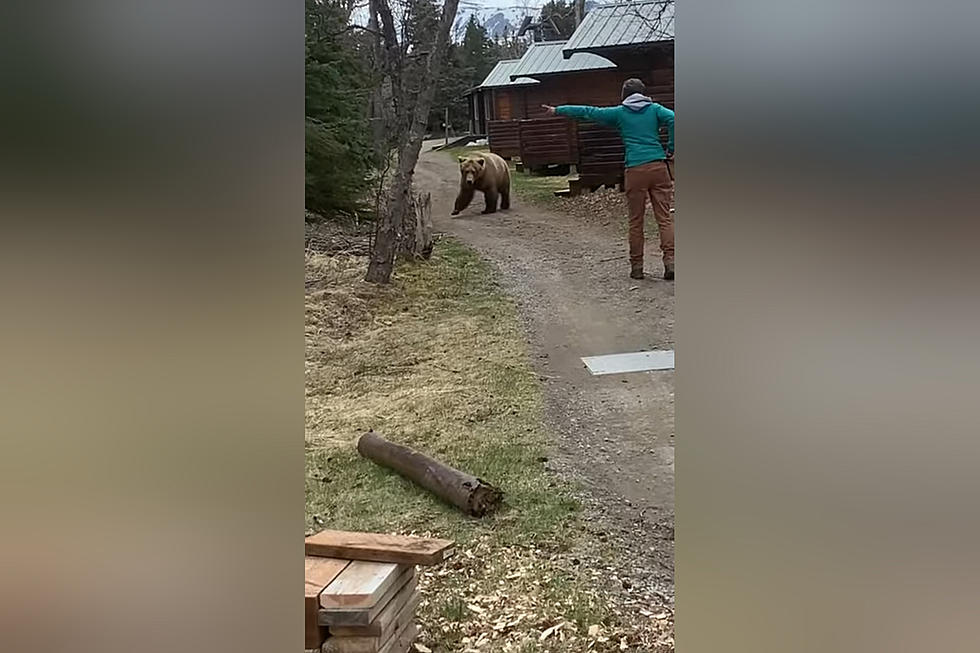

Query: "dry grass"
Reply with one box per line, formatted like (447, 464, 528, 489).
(305, 240, 672, 651)
(509, 172, 572, 207)
(305, 240, 576, 542)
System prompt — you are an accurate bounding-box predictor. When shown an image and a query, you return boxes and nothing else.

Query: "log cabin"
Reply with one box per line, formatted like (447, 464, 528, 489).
(464, 59, 538, 157)
(503, 41, 618, 171)
(561, 1, 675, 188)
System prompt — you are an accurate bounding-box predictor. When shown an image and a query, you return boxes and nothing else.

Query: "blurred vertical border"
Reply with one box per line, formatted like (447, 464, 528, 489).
(0, 2, 303, 652)
(678, 1, 980, 651)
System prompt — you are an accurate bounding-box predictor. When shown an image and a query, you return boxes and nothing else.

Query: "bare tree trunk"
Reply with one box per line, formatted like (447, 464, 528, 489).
(367, 1, 386, 165)
(365, 0, 461, 284)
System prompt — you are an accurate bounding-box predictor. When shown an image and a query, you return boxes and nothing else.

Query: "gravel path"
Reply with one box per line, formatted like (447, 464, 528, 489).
(415, 147, 676, 601)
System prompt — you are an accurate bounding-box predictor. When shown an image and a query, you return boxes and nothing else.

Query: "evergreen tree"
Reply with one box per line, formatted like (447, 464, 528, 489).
(305, 0, 374, 220)
(430, 43, 471, 133)
(459, 15, 494, 82)
(429, 15, 498, 133)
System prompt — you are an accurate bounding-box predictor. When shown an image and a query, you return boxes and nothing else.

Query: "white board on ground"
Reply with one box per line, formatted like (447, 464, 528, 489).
(581, 350, 674, 375)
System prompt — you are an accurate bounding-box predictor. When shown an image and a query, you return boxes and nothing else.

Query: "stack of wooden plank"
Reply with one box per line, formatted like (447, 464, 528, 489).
(305, 530, 455, 653)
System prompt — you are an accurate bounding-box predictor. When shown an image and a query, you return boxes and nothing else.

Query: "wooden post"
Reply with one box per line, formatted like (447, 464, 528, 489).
(357, 431, 503, 517)
(445, 106, 450, 146)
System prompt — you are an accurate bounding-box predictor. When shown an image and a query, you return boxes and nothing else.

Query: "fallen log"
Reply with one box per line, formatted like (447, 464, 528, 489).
(356, 431, 503, 517)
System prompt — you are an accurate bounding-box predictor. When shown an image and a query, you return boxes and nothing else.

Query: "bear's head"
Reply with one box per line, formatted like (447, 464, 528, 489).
(458, 155, 487, 188)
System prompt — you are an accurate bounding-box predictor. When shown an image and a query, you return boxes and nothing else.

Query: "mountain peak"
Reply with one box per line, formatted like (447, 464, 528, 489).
(452, 1, 602, 41)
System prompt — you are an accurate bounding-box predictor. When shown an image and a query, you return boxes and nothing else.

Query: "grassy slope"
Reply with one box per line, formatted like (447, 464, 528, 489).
(305, 240, 577, 545)
(305, 242, 640, 651)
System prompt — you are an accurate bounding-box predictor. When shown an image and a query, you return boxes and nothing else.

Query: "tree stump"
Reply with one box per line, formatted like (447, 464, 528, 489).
(398, 191, 434, 260)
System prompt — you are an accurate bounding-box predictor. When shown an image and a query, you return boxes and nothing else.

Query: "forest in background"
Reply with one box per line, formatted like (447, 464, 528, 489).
(305, 0, 535, 220)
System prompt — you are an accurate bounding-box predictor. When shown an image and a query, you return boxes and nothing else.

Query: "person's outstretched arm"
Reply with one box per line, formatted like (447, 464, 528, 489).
(658, 104, 675, 154)
(542, 104, 620, 128)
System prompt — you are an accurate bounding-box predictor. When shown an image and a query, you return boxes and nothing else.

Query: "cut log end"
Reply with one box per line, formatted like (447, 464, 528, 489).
(467, 481, 503, 517)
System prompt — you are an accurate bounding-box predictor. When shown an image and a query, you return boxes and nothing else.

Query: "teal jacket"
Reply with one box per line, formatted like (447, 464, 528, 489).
(556, 95, 674, 168)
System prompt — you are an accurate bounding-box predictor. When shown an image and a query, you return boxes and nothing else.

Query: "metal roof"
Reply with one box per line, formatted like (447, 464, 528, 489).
(508, 41, 616, 80)
(479, 59, 540, 88)
(563, 1, 675, 58)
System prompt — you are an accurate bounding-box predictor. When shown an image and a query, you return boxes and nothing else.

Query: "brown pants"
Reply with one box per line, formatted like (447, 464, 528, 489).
(625, 161, 674, 266)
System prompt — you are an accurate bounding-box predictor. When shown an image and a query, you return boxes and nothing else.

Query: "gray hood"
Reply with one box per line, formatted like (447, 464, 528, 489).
(622, 93, 654, 111)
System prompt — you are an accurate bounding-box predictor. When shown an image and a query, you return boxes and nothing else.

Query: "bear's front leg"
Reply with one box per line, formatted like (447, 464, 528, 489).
(452, 187, 474, 216)
(482, 188, 499, 214)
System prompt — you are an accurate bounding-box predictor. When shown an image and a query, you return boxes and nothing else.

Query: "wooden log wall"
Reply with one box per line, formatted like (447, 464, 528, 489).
(518, 117, 578, 169)
(576, 122, 625, 185)
(487, 119, 521, 159)
(492, 88, 516, 120)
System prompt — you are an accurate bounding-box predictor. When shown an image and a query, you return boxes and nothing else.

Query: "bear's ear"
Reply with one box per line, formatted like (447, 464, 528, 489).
(476, 157, 486, 166)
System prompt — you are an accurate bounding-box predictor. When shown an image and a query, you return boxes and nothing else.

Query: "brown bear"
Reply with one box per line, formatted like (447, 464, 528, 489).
(451, 152, 511, 216)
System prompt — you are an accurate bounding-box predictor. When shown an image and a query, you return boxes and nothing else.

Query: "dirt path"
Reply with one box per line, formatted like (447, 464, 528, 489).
(415, 146, 675, 595)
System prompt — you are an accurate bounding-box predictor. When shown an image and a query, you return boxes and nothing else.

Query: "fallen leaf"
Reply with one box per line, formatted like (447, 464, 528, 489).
(588, 624, 601, 637)
(539, 622, 563, 641)
(466, 603, 484, 614)
(414, 645, 432, 653)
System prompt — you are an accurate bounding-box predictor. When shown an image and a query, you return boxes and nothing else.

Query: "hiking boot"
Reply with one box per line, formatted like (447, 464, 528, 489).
(630, 264, 645, 280)
(663, 263, 675, 280)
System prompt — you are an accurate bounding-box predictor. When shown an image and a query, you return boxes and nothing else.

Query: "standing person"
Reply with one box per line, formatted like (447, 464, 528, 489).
(543, 78, 674, 280)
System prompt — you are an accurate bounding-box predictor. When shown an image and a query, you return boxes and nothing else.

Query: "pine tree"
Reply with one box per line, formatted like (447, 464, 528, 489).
(305, 0, 374, 220)
(429, 15, 498, 134)
(459, 15, 494, 82)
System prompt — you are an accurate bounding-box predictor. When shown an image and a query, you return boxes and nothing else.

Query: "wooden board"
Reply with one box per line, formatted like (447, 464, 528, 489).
(488, 120, 521, 159)
(307, 557, 351, 597)
(320, 560, 405, 609)
(320, 567, 415, 627)
(518, 117, 578, 168)
(320, 594, 420, 652)
(305, 557, 350, 649)
(328, 577, 419, 638)
(577, 122, 625, 187)
(305, 530, 455, 566)
(378, 622, 419, 653)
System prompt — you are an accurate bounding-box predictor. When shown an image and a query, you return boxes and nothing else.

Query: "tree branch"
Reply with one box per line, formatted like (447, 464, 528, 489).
(329, 23, 384, 38)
